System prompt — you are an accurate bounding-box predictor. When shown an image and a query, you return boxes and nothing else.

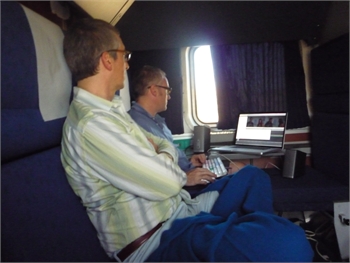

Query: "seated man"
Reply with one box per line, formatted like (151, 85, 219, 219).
(61, 18, 313, 262)
(128, 65, 245, 177)
(128, 65, 207, 172)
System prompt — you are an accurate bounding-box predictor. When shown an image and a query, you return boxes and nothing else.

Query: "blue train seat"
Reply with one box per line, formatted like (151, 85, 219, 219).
(1, 2, 111, 261)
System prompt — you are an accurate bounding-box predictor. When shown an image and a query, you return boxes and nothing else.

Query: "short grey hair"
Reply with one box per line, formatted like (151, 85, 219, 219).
(130, 65, 166, 100)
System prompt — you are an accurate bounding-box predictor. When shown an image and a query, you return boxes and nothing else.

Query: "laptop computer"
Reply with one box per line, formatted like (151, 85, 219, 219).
(210, 112, 288, 155)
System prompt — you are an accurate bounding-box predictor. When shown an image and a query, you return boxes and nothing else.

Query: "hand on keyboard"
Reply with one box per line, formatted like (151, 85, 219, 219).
(190, 153, 207, 167)
(185, 168, 217, 186)
(203, 157, 227, 177)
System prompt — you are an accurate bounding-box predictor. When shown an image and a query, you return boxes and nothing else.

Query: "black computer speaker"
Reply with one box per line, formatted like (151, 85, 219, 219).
(282, 149, 306, 178)
(193, 126, 211, 153)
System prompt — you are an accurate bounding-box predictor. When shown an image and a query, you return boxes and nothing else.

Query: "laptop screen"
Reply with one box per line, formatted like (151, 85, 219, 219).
(234, 112, 288, 148)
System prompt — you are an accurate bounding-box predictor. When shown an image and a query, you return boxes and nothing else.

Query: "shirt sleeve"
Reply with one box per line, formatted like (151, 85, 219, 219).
(129, 106, 195, 172)
(79, 113, 187, 201)
(139, 127, 179, 163)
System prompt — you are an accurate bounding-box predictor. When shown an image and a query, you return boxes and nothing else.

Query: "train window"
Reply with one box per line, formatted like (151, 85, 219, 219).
(190, 46, 219, 125)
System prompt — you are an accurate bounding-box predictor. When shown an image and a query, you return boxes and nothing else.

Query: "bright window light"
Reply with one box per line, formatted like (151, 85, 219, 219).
(193, 46, 219, 123)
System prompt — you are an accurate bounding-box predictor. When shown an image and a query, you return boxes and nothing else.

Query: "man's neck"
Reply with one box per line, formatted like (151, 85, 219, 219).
(136, 99, 158, 117)
(77, 77, 116, 101)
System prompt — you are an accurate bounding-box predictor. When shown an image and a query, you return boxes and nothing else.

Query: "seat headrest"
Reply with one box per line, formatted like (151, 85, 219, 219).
(1, 2, 71, 162)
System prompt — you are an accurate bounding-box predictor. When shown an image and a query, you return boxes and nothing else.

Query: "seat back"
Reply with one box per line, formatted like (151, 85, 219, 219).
(310, 33, 349, 186)
(1, 2, 110, 261)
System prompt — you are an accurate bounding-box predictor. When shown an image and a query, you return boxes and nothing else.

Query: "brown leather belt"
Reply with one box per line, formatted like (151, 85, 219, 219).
(117, 222, 163, 261)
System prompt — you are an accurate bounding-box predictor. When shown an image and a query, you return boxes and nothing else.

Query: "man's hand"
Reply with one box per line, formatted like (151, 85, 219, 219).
(185, 168, 217, 186)
(190, 154, 207, 167)
(148, 137, 174, 161)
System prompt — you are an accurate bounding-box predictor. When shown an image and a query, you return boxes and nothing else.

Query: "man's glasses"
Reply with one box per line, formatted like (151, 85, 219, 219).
(152, 85, 172, 95)
(101, 49, 132, 61)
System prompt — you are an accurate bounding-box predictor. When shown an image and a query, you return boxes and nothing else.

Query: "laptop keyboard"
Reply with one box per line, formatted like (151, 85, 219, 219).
(203, 157, 227, 177)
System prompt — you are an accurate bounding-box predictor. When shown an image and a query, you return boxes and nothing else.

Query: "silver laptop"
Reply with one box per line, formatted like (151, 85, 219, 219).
(210, 112, 288, 155)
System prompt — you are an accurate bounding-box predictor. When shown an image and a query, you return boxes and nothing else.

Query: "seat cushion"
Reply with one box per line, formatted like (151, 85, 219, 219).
(265, 167, 349, 212)
(1, 147, 111, 262)
(1, 109, 65, 163)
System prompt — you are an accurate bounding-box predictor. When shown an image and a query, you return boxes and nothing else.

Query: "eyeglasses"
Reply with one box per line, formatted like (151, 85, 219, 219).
(150, 85, 172, 95)
(101, 49, 132, 61)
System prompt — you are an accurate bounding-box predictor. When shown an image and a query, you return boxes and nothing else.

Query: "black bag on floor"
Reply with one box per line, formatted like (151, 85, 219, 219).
(300, 212, 342, 262)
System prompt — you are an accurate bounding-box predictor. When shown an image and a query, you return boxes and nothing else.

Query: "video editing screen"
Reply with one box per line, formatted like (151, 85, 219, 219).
(235, 113, 287, 148)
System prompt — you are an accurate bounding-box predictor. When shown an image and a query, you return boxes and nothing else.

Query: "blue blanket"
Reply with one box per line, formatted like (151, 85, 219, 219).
(147, 166, 313, 262)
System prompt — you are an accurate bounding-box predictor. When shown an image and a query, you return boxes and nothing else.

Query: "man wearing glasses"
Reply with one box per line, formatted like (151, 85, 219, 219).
(128, 65, 212, 178)
(61, 18, 313, 263)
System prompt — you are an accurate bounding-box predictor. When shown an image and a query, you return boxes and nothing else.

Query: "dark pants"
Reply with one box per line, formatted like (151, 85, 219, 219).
(147, 165, 314, 262)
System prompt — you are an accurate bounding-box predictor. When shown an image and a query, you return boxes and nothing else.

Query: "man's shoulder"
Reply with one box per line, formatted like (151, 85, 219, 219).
(128, 106, 139, 116)
(68, 99, 125, 131)
(128, 106, 149, 123)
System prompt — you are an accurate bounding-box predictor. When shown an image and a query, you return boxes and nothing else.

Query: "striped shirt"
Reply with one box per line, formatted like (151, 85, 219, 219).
(61, 87, 190, 257)
(128, 102, 195, 172)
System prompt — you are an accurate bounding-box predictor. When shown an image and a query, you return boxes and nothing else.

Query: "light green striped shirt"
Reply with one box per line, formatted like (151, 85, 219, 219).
(61, 87, 190, 256)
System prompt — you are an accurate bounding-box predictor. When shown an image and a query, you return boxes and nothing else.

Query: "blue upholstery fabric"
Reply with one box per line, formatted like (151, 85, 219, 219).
(265, 167, 349, 212)
(1, 2, 111, 261)
(1, 109, 65, 163)
(1, 1, 38, 110)
(309, 34, 349, 186)
(1, 147, 110, 262)
(1, 1, 65, 163)
(311, 113, 349, 185)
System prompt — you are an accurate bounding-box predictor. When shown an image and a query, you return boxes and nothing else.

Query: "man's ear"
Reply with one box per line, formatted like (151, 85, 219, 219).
(149, 85, 158, 97)
(100, 52, 113, 71)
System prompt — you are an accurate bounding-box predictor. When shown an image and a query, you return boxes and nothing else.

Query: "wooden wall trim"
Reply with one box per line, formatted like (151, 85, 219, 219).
(285, 132, 310, 142)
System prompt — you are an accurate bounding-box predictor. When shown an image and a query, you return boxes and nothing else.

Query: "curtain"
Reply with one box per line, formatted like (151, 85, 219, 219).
(211, 41, 309, 129)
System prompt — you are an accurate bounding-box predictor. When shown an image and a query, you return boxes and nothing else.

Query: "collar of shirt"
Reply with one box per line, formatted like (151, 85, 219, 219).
(131, 101, 166, 124)
(74, 86, 124, 112)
